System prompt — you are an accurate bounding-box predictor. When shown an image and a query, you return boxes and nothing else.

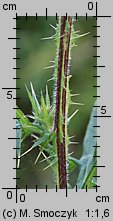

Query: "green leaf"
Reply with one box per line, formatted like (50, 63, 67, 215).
(68, 156, 80, 173)
(41, 91, 48, 118)
(16, 120, 22, 168)
(46, 85, 50, 108)
(77, 103, 97, 189)
(20, 131, 56, 163)
(83, 161, 97, 189)
(26, 84, 53, 131)
(30, 82, 40, 110)
(16, 107, 43, 139)
(69, 156, 81, 166)
(24, 124, 43, 136)
(26, 85, 41, 120)
(16, 107, 31, 139)
(42, 131, 56, 154)
(83, 104, 97, 156)
(16, 107, 31, 127)
(32, 133, 50, 149)
(20, 134, 50, 158)
(77, 156, 96, 189)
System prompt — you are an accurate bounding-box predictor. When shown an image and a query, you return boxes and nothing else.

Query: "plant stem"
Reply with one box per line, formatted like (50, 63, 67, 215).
(54, 16, 73, 189)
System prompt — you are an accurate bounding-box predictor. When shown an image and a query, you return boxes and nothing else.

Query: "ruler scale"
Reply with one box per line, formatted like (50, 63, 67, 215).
(0, 0, 113, 220)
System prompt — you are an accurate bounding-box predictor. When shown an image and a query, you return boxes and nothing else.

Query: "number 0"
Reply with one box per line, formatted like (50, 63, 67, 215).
(88, 2, 93, 10)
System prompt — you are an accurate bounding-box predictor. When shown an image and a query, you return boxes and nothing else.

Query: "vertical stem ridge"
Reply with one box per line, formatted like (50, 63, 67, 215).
(54, 16, 73, 189)
(54, 17, 66, 130)
(62, 16, 72, 162)
(54, 16, 66, 189)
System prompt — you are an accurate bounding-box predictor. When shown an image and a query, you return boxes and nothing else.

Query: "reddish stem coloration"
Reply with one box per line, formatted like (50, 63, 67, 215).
(54, 16, 72, 189)
(54, 17, 66, 130)
(62, 16, 72, 167)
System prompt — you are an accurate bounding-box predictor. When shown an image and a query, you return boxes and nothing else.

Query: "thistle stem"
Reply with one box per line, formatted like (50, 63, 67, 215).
(54, 16, 73, 189)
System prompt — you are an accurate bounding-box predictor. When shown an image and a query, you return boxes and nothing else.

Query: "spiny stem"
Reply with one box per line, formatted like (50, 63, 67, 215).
(54, 16, 66, 189)
(62, 16, 72, 158)
(54, 16, 73, 189)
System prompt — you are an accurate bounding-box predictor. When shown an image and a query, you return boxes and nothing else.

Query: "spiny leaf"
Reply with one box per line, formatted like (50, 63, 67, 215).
(20, 133, 52, 158)
(30, 82, 40, 110)
(42, 132, 56, 156)
(16, 108, 32, 139)
(32, 133, 50, 149)
(26, 85, 41, 120)
(16, 107, 43, 139)
(34, 131, 56, 166)
(25, 123, 43, 135)
(26, 85, 53, 131)
(33, 131, 56, 149)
